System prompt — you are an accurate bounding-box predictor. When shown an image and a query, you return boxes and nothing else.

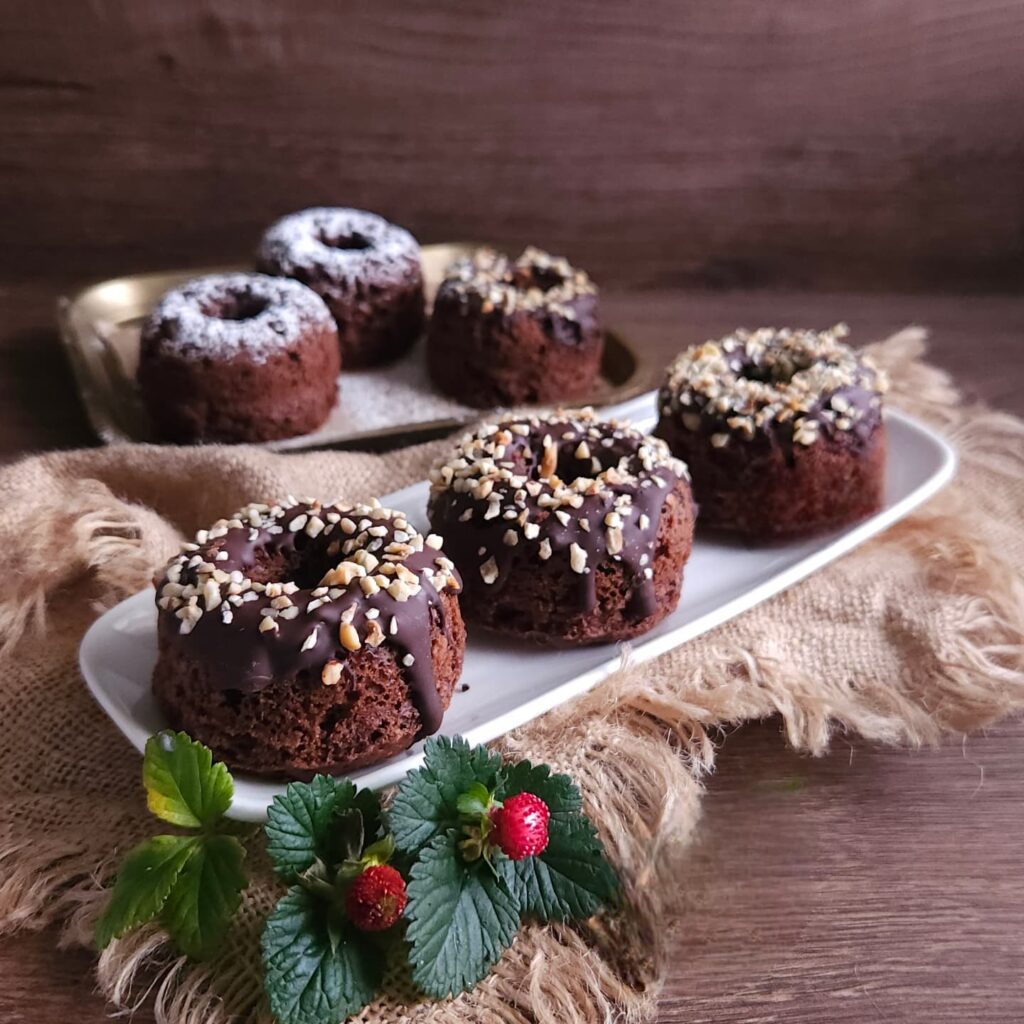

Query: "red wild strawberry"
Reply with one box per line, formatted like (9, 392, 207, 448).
(345, 864, 408, 932)
(490, 792, 550, 860)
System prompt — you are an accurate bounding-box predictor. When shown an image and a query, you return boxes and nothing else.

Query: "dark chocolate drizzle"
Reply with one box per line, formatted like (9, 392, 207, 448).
(154, 501, 462, 738)
(427, 411, 689, 621)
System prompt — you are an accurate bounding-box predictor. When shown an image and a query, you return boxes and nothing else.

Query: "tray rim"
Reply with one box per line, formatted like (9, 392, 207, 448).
(78, 399, 956, 821)
(56, 252, 652, 452)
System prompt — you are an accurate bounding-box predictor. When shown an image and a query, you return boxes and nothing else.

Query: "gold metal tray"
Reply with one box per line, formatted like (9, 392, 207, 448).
(57, 244, 651, 451)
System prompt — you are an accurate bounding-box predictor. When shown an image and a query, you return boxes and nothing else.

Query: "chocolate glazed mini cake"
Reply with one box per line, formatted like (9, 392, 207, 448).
(137, 273, 340, 444)
(426, 247, 603, 407)
(655, 325, 888, 538)
(151, 499, 465, 777)
(427, 409, 695, 645)
(257, 207, 425, 368)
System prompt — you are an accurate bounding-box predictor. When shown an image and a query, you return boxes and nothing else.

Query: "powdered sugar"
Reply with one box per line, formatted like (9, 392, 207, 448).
(258, 207, 421, 288)
(143, 273, 334, 365)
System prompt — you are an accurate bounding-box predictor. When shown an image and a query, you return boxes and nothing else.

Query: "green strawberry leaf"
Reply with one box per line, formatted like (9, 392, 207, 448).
(143, 731, 233, 829)
(389, 737, 502, 856)
(455, 781, 492, 818)
(95, 835, 197, 949)
(507, 816, 619, 921)
(265, 776, 382, 880)
(405, 831, 520, 998)
(262, 884, 381, 1024)
(159, 834, 247, 960)
(496, 759, 583, 822)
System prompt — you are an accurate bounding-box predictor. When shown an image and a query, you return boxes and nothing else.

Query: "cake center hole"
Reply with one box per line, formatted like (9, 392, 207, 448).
(318, 229, 372, 251)
(741, 353, 811, 385)
(546, 439, 622, 482)
(512, 265, 566, 293)
(203, 293, 270, 322)
(245, 534, 341, 590)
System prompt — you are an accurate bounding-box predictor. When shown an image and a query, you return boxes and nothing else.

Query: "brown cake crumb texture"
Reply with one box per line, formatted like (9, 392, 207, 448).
(257, 207, 425, 368)
(428, 408, 695, 644)
(151, 498, 465, 777)
(426, 247, 603, 407)
(137, 272, 340, 444)
(655, 324, 889, 537)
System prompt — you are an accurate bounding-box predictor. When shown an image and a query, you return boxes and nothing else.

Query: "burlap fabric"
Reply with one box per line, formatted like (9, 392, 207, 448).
(0, 330, 1022, 1024)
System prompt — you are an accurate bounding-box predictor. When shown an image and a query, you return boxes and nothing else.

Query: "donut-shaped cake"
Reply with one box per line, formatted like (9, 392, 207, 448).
(427, 409, 695, 644)
(655, 325, 888, 538)
(426, 247, 603, 407)
(152, 499, 465, 777)
(137, 273, 340, 444)
(257, 207, 424, 368)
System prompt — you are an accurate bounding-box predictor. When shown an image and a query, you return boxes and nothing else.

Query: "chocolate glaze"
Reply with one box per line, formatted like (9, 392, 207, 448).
(432, 263, 599, 350)
(155, 502, 461, 738)
(657, 326, 887, 467)
(427, 411, 689, 622)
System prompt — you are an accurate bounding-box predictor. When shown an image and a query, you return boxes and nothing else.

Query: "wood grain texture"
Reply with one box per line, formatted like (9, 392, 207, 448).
(2, 0, 1024, 290)
(0, 282, 1022, 1022)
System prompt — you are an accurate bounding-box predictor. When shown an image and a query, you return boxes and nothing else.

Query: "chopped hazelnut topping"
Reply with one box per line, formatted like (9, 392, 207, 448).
(606, 526, 624, 555)
(321, 660, 343, 686)
(339, 623, 361, 651)
(569, 543, 587, 574)
(480, 556, 499, 584)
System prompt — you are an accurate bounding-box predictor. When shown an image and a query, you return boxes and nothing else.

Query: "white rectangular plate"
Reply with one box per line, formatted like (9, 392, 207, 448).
(79, 394, 955, 820)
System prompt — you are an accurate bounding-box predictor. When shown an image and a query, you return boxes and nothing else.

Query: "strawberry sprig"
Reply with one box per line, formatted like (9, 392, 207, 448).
(96, 734, 617, 1024)
(260, 777, 403, 1024)
(390, 736, 619, 998)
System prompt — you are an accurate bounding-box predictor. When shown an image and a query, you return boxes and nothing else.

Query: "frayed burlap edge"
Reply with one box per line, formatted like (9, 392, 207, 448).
(1, 329, 1023, 1024)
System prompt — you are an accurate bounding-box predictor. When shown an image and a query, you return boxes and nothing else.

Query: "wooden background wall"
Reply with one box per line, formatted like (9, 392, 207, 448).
(3, 0, 1023, 290)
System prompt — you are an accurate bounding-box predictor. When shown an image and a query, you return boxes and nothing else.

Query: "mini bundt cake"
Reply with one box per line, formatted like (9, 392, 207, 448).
(151, 499, 465, 777)
(655, 324, 888, 538)
(426, 247, 602, 407)
(257, 207, 424, 368)
(427, 408, 695, 645)
(137, 272, 340, 444)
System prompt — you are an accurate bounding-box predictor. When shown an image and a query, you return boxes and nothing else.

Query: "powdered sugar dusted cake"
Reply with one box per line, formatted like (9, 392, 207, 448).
(257, 207, 425, 368)
(137, 272, 340, 443)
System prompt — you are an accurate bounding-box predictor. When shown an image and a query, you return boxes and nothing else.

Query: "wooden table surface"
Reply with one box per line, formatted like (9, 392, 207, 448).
(0, 281, 1022, 1023)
